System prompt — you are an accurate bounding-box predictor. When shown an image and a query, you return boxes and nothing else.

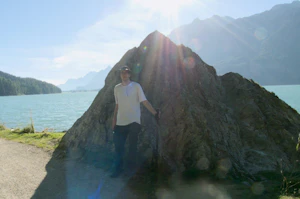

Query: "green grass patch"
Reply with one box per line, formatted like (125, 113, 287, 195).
(0, 128, 65, 151)
(0, 124, 5, 131)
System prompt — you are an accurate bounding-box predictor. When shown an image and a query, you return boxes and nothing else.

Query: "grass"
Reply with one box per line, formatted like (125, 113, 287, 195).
(0, 125, 65, 151)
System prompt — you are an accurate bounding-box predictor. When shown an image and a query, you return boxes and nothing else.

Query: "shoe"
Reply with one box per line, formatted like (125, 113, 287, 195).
(110, 168, 123, 178)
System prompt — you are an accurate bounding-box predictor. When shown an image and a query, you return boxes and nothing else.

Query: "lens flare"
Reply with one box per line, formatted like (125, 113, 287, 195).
(132, 0, 196, 18)
(88, 180, 103, 199)
(196, 157, 210, 170)
(191, 38, 202, 51)
(216, 158, 232, 178)
(254, 27, 268, 40)
(183, 57, 196, 69)
(156, 180, 232, 199)
(251, 182, 264, 195)
(133, 63, 142, 74)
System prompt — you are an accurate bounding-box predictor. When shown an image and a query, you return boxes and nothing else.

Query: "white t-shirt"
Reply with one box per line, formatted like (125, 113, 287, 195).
(114, 81, 147, 125)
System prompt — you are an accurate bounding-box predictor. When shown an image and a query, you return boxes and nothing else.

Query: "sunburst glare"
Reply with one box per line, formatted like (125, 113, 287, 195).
(131, 0, 196, 18)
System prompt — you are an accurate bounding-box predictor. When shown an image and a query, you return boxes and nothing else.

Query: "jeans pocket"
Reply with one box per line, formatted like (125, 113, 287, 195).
(130, 122, 141, 133)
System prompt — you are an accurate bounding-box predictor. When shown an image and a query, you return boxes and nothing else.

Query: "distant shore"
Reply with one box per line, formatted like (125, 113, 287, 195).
(62, 89, 99, 93)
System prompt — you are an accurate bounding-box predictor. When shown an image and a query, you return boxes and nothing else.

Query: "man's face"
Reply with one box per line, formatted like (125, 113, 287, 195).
(120, 71, 130, 81)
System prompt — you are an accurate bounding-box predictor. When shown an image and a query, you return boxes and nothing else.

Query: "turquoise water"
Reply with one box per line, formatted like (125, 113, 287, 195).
(0, 91, 98, 132)
(0, 85, 299, 132)
(264, 85, 300, 113)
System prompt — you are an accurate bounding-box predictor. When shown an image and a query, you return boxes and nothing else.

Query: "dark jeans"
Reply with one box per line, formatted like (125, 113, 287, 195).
(113, 122, 141, 171)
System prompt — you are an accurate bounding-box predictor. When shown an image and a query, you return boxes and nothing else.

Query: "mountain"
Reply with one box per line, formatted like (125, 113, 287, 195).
(76, 66, 111, 91)
(169, 1, 300, 85)
(0, 71, 61, 96)
(58, 71, 98, 91)
(58, 66, 111, 91)
(48, 31, 300, 198)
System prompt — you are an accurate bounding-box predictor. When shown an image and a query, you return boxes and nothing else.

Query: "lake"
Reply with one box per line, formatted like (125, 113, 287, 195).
(264, 84, 300, 113)
(0, 85, 299, 132)
(0, 91, 98, 132)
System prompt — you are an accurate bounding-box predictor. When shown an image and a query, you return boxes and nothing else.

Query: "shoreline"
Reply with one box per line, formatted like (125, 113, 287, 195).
(0, 125, 65, 152)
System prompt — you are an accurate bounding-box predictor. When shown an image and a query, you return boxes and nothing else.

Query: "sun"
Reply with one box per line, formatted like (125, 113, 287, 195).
(132, 0, 195, 18)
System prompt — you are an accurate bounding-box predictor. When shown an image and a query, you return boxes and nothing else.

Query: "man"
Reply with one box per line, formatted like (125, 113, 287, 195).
(111, 65, 160, 178)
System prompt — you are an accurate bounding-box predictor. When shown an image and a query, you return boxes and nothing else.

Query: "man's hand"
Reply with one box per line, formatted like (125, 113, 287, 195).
(141, 101, 160, 123)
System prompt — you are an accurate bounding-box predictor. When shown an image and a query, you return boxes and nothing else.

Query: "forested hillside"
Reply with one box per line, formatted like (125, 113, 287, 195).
(0, 71, 61, 96)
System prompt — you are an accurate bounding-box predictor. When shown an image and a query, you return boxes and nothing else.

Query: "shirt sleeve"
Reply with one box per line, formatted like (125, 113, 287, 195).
(137, 84, 147, 102)
(114, 87, 118, 104)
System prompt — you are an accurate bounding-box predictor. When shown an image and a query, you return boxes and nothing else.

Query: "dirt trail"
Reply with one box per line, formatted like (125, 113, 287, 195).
(0, 138, 140, 199)
(0, 139, 51, 199)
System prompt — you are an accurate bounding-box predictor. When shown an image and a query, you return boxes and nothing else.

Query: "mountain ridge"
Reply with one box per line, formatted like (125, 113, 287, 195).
(169, 1, 300, 85)
(58, 66, 111, 91)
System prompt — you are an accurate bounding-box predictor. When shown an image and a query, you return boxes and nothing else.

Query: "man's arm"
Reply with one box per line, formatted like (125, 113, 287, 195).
(138, 85, 160, 120)
(112, 104, 118, 130)
(142, 100, 157, 116)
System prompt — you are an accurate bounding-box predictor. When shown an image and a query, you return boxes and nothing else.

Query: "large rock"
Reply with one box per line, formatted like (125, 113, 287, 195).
(58, 31, 300, 178)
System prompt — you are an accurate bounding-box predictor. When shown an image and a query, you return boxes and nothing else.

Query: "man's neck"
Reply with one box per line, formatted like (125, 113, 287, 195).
(121, 80, 131, 86)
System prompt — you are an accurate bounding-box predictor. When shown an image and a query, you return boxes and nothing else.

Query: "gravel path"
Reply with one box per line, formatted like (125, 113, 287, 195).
(0, 138, 51, 199)
(0, 138, 141, 199)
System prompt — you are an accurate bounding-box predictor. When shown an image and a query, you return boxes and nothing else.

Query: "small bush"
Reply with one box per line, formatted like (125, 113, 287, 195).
(20, 126, 35, 134)
(0, 124, 6, 131)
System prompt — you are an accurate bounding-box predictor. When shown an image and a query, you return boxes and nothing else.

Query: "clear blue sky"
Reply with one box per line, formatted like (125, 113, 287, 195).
(0, 0, 295, 85)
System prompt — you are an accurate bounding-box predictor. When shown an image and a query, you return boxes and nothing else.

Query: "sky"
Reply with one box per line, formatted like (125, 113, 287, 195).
(0, 0, 295, 85)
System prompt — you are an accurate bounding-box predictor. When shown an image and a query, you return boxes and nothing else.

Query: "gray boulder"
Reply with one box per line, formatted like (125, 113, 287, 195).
(58, 31, 300, 179)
